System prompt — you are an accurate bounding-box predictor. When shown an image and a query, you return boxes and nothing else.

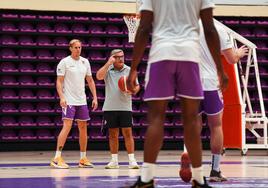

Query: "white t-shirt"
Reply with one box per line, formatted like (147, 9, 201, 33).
(140, 0, 214, 64)
(56, 56, 92, 105)
(199, 21, 233, 90)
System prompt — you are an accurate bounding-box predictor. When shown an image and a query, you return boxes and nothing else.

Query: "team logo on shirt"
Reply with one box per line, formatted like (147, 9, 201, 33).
(57, 68, 62, 73)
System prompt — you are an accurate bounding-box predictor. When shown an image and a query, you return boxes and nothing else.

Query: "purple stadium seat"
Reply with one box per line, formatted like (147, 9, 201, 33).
(89, 24, 106, 34)
(0, 89, 18, 99)
(132, 103, 140, 113)
(105, 38, 123, 48)
(19, 116, 36, 126)
(54, 37, 69, 47)
(173, 116, 182, 127)
(140, 129, 146, 139)
(0, 75, 19, 86)
(254, 28, 268, 37)
(72, 128, 80, 139)
(108, 17, 123, 22)
(36, 62, 53, 73)
(56, 15, 72, 20)
(19, 22, 36, 32)
(36, 116, 54, 126)
(36, 23, 54, 33)
(1, 102, 18, 112)
(54, 103, 62, 113)
(19, 89, 36, 99)
(19, 103, 36, 112)
(0, 62, 18, 72)
(36, 36, 54, 46)
(37, 129, 54, 140)
(173, 103, 181, 113)
(164, 130, 173, 139)
(19, 129, 37, 140)
(237, 28, 253, 37)
(88, 37, 106, 47)
(54, 50, 68, 60)
(72, 23, 89, 34)
(18, 36, 36, 46)
(164, 118, 173, 127)
(19, 62, 36, 72)
(133, 117, 140, 126)
(37, 102, 54, 112)
(74, 16, 89, 21)
(18, 49, 36, 59)
(54, 116, 63, 126)
(140, 117, 149, 127)
(54, 23, 71, 33)
(20, 14, 36, 19)
(0, 49, 18, 59)
(0, 116, 18, 127)
(36, 76, 54, 86)
(90, 116, 102, 127)
(89, 129, 106, 140)
(140, 103, 148, 113)
(1, 130, 18, 140)
(88, 51, 106, 61)
(240, 20, 256, 25)
(139, 63, 147, 75)
(97, 90, 105, 100)
(122, 38, 134, 48)
(255, 41, 268, 50)
(36, 89, 54, 99)
(38, 15, 54, 20)
(173, 129, 183, 140)
(94, 79, 105, 87)
(18, 75, 36, 86)
(36, 49, 54, 60)
(1, 22, 18, 31)
(223, 20, 239, 25)
(0, 35, 18, 45)
(142, 54, 148, 61)
(124, 51, 132, 61)
(1, 13, 18, 18)
(106, 25, 123, 35)
(90, 16, 107, 22)
(257, 21, 268, 25)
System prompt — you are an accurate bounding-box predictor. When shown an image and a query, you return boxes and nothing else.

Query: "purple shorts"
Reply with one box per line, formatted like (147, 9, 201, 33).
(143, 60, 203, 101)
(62, 105, 90, 121)
(199, 90, 223, 115)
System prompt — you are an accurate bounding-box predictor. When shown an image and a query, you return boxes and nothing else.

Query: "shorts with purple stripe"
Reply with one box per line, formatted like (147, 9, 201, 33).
(199, 90, 223, 115)
(143, 60, 204, 101)
(62, 105, 90, 121)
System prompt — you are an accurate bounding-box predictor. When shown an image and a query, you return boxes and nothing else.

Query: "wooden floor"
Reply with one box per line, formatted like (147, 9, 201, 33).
(0, 150, 267, 188)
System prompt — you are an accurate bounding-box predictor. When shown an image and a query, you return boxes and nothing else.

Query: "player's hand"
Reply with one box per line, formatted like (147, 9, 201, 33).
(127, 69, 138, 94)
(91, 98, 98, 111)
(107, 55, 115, 66)
(236, 45, 249, 59)
(60, 97, 67, 108)
(218, 71, 229, 92)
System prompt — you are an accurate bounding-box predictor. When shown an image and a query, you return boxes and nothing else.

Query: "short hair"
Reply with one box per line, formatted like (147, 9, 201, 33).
(110, 49, 123, 56)
(69, 39, 81, 47)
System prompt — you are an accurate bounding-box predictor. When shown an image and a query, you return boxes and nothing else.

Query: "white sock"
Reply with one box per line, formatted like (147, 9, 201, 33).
(192, 166, 204, 184)
(80, 152, 86, 159)
(54, 151, 62, 159)
(141, 162, 155, 183)
(111, 154, 118, 162)
(128, 153, 135, 161)
(212, 154, 221, 172)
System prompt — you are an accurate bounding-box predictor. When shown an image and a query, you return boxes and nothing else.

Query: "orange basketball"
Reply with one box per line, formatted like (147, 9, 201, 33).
(118, 75, 128, 92)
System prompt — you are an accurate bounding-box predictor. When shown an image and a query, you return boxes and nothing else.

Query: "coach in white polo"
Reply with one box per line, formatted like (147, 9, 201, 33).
(50, 39, 98, 169)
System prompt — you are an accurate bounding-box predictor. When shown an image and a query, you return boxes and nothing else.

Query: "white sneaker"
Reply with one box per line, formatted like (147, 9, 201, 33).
(129, 160, 139, 169)
(105, 160, 119, 169)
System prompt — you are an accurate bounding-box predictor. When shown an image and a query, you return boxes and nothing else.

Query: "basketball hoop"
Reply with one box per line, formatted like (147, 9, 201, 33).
(123, 14, 140, 43)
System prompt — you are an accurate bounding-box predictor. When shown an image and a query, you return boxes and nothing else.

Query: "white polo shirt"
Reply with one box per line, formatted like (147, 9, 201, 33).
(56, 55, 92, 105)
(140, 0, 214, 64)
(199, 21, 233, 90)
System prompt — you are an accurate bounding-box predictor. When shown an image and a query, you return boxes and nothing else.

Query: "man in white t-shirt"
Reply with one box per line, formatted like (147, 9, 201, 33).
(50, 39, 98, 169)
(198, 21, 248, 182)
(126, 0, 228, 187)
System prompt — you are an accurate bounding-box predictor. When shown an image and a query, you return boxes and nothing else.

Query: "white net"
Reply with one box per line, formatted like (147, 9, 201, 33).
(123, 15, 140, 43)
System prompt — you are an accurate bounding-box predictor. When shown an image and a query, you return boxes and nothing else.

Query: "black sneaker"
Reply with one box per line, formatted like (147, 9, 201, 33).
(122, 177, 154, 188)
(192, 177, 212, 188)
(209, 170, 227, 182)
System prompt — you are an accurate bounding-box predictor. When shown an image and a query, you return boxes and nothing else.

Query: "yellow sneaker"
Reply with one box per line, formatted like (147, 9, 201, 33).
(79, 157, 94, 168)
(50, 157, 69, 169)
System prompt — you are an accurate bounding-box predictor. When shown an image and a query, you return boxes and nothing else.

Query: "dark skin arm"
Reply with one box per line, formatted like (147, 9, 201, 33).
(200, 8, 229, 91)
(127, 10, 153, 93)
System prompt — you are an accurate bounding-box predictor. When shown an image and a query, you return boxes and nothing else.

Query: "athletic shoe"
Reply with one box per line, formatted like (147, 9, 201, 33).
(209, 170, 227, 182)
(129, 160, 140, 169)
(105, 160, 119, 169)
(123, 176, 154, 188)
(79, 157, 94, 168)
(192, 177, 212, 188)
(50, 156, 69, 169)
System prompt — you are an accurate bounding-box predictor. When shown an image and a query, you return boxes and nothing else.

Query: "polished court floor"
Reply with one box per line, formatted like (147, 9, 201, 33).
(0, 150, 267, 188)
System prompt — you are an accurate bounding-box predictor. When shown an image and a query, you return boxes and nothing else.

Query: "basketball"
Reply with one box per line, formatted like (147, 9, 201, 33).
(118, 75, 128, 92)
(179, 152, 192, 183)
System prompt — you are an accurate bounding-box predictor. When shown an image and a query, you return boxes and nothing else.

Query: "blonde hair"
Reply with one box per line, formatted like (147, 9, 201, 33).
(110, 49, 123, 56)
(69, 39, 81, 47)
